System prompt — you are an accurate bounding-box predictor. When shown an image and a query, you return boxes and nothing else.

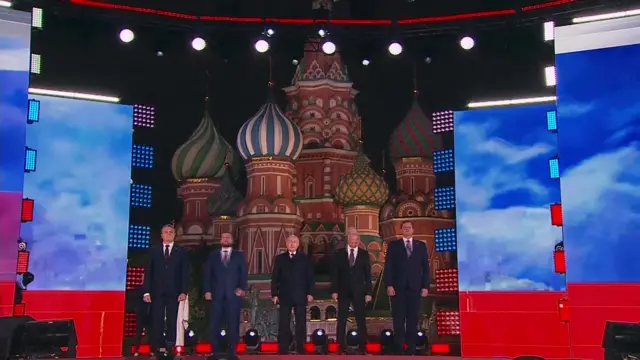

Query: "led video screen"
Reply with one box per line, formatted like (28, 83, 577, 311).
(556, 16, 640, 283)
(0, 10, 31, 282)
(454, 104, 565, 291)
(20, 95, 134, 290)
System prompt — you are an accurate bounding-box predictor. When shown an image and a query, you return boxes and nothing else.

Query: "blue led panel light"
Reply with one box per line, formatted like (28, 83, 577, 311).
(131, 184, 152, 208)
(549, 158, 560, 179)
(433, 149, 454, 173)
(27, 100, 40, 123)
(24, 147, 37, 172)
(128, 225, 151, 248)
(132, 145, 154, 169)
(434, 187, 456, 210)
(547, 111, 558, 131)
(435, 228, 457, 252)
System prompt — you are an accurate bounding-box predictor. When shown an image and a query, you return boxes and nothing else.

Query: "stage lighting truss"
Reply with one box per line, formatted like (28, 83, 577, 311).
(126, 266, 144, 290)
(432, 110, 454, 133)
(31, 7, 43, 29)
(435, 269, 459, 292)
(434, 187, 455, 210)
(133, 104, 155, 128)
(546, 110, 558, 132)
(549, 157, 559, 179)
(128, 225, 151, 248)
(132, 145, 154, 169)
(27, 99, 40, 123)
(433, 149, 454, 173)
(17, 251, 30, 273)
(21, 198, 34, 222)
(130, 184, 152, 208)
(436, 311, 460, 336)
(30, 54, 41, 74)
(434, 228, 456, 252)
(124, 312, 137, 337)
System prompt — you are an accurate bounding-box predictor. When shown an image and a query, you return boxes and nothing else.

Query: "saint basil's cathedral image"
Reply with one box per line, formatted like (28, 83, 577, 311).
(170, 38, 457, 344)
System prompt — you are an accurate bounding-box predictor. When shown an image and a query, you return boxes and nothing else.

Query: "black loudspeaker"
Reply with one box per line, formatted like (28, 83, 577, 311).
(603, 321, 640, 360)
(0, 316, 35, 360)
(11, 319, 78, 359)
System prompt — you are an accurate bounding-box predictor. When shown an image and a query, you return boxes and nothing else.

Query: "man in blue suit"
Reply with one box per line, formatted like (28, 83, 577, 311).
(384, 220, 430, 355)
(142, 223, 190, 354)
(204, 232, 248, 359)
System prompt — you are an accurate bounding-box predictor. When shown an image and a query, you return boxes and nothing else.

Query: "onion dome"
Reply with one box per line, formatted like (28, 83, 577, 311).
(335, 153, 390, 208)
(236, 98, 303, 160)
(171, 110, 232, 181)
(389, 99, 442, 159)
(206, 174, 244, 217)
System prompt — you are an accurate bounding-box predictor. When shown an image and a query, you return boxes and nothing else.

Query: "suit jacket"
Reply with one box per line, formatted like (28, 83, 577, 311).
(271, 251, 314, 306)
(384, 239, 430, 292)
(203, 249, 248, 301)
(143, 244, 190, 296)
(330, 247, 372, 297)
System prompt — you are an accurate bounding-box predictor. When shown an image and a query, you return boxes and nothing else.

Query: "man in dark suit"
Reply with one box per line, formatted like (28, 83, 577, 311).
(271, 234, 314, 354)
(142, 223, 190, 354)
(331, 226, 372, 354)
(384, 220, 430, 355)
(203, 232, 248, 359)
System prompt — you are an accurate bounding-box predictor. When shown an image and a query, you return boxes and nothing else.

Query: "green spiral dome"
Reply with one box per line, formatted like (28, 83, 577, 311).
(335, 153, 389, 208)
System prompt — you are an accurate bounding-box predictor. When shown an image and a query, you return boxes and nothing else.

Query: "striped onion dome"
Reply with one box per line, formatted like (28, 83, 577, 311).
(389, 99, 442, 159)
(207, 174, 244, 217)
(236, 98, 303, 160)
(171, 110, 232, 181)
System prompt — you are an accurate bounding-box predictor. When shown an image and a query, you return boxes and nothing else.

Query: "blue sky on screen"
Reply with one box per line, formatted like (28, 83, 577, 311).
(454, 104, 565, 291)
(556, 43, 640, 283)
(20, 95, 134, 290)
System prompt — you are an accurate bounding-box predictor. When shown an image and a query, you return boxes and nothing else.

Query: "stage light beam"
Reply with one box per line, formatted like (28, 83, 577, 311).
(255, 39, 270, 53)
(119, 29, 134, 43)
(322, 41, 336, 55)
(388, 42, 403, 56)
(460, 36, 475, 50)
(191, 37, 206, 51)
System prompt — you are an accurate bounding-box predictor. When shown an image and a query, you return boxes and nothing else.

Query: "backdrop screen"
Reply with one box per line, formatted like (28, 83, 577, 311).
(20, 95, 133, 290)
(556, 18, 640, 283)
(0, 10, 31, 282)
(454, 104, 565, 291)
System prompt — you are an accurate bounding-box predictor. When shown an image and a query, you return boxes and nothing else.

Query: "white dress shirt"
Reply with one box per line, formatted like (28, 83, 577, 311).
(347, 246, 359, 258)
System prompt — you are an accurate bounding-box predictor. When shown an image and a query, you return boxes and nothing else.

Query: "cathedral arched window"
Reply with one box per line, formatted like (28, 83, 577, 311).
(196, 201, 201, 217)
(306, 180, 315, 198)
(410, 177, 415, 195)
(326, 306, 337, 320)
(354, 216, 359, 229)
(260, 176, 266, 195)
(310, 306, 321, 321)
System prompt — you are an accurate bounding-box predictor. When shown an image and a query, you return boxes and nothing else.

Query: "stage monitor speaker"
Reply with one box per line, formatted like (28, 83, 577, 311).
(0, 316, 35, 360)
(603, 321, 640, 360)
(11, 319, 78, 359)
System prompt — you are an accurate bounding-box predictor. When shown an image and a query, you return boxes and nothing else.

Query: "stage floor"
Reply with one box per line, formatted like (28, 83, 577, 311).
(115, 356, 502, 360)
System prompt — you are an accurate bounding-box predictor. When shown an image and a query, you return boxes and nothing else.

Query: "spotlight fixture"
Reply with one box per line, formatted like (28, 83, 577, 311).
(322, 41, 336, 55)
(388, 42, 403, 56)
(243, 329, 261, 353)
(460, 36, 475, 50)
(380, 329, 394, 354)
(217, 329, 229, 355)
(191, 37, 206, 51)
(362, 59, 370, 66)
(292, 59, 299, 66)
(345, 329, 361, 354)
(312, 328, 328, 354)
(254, 39, 269, 53)
(416, 329, 428, 354)
(318, 29, 327, 38)
(543, 21, 555, 41)
(119, 29, 134, 43)
(544, 66, 556, 87)
(264, 28, 275, 37)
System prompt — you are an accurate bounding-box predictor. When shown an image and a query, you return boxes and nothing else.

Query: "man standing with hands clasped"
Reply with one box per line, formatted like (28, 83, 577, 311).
(331, 227, 372, 354)
(142, 223, 190, 355)
(384, 220, 430, 355)
(203, 232, 247, 360)
(271, 235, 314, 355)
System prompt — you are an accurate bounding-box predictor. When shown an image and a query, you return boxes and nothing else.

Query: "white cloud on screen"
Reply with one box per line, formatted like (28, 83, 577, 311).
(0, 21, 31, 72)
(454, 111, 564, 291)
(23, 95, 133, 290)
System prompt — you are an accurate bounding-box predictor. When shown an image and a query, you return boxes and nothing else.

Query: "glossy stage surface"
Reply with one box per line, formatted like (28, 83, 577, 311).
(117, 357, 504, 360)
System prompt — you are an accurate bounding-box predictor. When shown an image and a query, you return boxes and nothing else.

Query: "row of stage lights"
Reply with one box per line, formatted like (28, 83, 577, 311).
(118, 27, 477, 64)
